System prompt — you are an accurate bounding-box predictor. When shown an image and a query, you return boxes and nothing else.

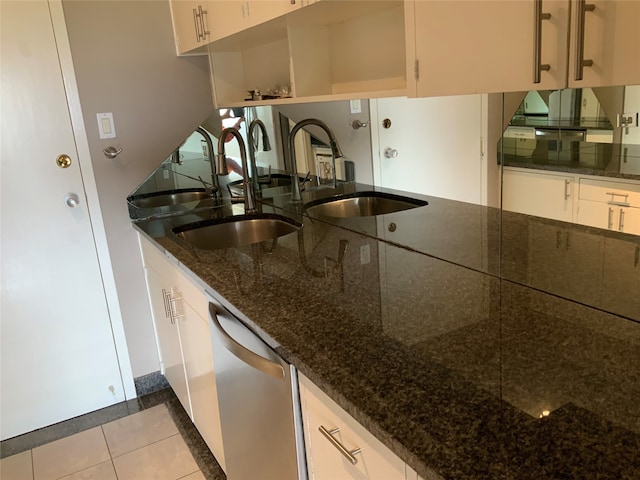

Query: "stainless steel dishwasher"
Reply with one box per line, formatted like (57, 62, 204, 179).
(207, 298, 306, 480)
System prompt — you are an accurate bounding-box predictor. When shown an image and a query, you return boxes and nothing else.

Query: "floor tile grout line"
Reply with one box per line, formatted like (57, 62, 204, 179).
(176, 468, 202, 480)
(109, 432, 182, 460)
(52, 459, 114, 480)
(100, 425, 114, 460)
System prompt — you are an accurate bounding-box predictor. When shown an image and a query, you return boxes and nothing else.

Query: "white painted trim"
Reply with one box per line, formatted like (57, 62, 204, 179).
(369, 98, 382, 187)
(481, 94, 489, 207)
(49, 0, 136, 400)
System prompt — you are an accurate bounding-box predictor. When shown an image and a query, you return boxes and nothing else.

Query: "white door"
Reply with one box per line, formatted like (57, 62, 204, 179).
(370, 95, 484, 205)
(1, 0, 125, 440)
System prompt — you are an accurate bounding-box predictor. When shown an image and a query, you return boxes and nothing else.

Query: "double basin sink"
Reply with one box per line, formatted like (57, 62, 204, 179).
(160, 189, 427, 251)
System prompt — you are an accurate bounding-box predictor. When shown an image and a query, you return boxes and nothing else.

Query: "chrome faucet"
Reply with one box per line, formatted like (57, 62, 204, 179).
(247, 119, 272, 195)
(288, 118, 344, 202)
(195, 127, 220, 195)
(217, 128, 256, 214)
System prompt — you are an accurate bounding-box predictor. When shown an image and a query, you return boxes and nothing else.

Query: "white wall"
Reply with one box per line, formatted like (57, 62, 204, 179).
(63, 0, 213, 377)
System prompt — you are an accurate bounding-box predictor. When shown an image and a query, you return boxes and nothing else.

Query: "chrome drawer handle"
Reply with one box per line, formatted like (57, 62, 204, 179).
(318, 425, 362, 465)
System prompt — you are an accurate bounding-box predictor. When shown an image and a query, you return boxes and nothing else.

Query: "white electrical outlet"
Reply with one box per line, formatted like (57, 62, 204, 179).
(360, 244, 370, 265)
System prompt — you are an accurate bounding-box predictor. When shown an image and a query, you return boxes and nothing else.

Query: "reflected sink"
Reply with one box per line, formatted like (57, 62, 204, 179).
(128, 188, 212, 209)
(172, 213, 302, 250)
(304, 191, 428, 218)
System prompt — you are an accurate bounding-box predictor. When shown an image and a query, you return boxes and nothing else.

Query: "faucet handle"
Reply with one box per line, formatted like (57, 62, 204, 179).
(299, 171, 311, 192)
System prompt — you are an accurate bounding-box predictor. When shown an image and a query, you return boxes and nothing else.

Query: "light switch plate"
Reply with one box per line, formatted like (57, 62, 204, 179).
(97, 112, 116, 139)
(350, 99, 362, 114)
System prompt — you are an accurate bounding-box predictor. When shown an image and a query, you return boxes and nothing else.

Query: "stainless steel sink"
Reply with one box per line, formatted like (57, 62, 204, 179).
(173, 213, 302, 250)
(128, 188, 212, 209)
(304, 191, 427, 218)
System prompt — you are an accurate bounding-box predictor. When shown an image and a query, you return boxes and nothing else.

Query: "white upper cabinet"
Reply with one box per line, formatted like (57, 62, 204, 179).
(567, 0, 640, 88)
(406, 0, 640, 97)
(407, 0, 569, 96)
(209, 0, 307, 42)
(183, 0, 639, 102)
(169, 1, 212, 55)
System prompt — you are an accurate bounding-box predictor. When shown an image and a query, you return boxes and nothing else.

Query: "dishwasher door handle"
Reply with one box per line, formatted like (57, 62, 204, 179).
(209, 303, 285, 380)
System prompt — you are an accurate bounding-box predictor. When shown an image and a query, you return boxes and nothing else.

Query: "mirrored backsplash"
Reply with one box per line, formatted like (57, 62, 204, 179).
(500, 85, 639, 324)
(128, 88, 639, 324)
(501, 85, 640, 178)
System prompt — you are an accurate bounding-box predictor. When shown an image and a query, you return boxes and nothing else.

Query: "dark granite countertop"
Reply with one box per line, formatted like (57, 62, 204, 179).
(131, 183, 640, 479)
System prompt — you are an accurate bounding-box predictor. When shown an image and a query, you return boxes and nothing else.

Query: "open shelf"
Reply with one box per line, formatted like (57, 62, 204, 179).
(208, 0, 407, 107)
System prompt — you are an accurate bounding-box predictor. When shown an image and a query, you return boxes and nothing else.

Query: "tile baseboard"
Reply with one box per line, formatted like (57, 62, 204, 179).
(134, 371, 170, 397)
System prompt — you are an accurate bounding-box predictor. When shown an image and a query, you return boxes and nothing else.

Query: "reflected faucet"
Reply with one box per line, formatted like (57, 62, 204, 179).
(247, 119, 272, 195)
(288, 118, 344, 202)
(217, 128, 256, 214)
(195, 127, 220, 196)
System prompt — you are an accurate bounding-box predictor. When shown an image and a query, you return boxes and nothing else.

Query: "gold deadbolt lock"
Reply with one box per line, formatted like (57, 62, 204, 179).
(382, 118, 392, 129)
(56, 154, 72, 169)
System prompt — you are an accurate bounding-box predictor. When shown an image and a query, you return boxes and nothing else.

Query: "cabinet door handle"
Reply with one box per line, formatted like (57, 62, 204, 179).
(198, 5, 210, 40)
(533, 0, 551, 83)
(318, 425, 362, 465)
(162, 288, 171, 318)
(618, 209, 625, 232)
(574, 0, 595, 81)
(608, 207, 614, 229)
(192, 7, 201, 42)
(564, 179, 571, 199)
(166, 289, 183, 325)
(634, 246, 639, 268)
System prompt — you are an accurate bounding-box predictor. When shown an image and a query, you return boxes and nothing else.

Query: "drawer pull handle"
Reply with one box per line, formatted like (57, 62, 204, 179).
(608, 207, 614, 230)
(319, 425, 362, 465)
(606, 191, 630, 207)
(619, 209, 625, 232)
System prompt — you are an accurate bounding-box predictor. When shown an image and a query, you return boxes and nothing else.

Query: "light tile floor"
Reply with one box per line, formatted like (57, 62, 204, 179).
(0, 390, 224, 480)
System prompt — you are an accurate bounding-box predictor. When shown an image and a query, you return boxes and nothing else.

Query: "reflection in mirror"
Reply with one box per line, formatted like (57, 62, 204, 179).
(500, 85, 640, 323)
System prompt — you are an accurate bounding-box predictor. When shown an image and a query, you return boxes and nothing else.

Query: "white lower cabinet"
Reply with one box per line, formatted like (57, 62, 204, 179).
(577, 178, 640, 235)
(503, 167, 640, 235)
(298, 373, 408, 480)
(502, 168, 575, 222)
(139, 234, 226, 472)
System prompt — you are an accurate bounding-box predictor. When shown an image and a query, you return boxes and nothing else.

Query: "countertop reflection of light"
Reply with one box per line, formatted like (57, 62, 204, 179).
(539, 410, 551, 418)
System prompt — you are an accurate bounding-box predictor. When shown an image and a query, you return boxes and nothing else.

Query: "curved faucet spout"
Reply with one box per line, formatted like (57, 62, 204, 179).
(217, 128, 256, 213)
(195, 127, 220, 195)
(288, 118, 344, 201)
(248, 119, 272, 194)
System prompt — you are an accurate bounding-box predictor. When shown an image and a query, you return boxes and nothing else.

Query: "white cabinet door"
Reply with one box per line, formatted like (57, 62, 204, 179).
(170, 0, 211, 54)
(577, 200, 640, 235)
(299, 374, 406, 480)
(1, 0, 125, 440)
(140, 235, 225, 469)
(502, 168, 574, 222)
(567, 0, 640, 88)
(144, 265, 193, 419)
(408, 0, 569, 96)
(176, 290, 226, 472)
